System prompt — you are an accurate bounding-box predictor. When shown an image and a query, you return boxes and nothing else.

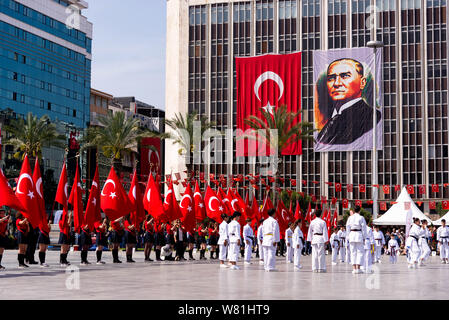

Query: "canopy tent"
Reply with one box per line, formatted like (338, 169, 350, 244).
(373, 187, 432, 225)
(432, 212, 449, 226)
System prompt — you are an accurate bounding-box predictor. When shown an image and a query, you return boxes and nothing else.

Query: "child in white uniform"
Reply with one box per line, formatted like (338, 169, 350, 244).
(329, 228, 340, 265)
(388, 234, 399, 264)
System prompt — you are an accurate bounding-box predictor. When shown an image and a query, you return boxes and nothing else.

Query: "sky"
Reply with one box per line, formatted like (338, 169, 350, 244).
(85, 0, 166, 110)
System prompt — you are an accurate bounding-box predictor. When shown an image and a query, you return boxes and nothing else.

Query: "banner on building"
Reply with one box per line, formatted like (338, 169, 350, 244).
(235, 52, 302, 156)
(141, 138, 161, 178)
(313, 47, 383, 152)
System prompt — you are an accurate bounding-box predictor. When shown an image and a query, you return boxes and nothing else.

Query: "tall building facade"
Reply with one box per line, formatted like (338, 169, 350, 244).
(166, 0, 448, 213)
(0, 0, 92, 173)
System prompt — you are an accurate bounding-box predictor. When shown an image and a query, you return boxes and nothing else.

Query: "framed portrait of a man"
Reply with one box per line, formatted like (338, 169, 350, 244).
(313, 48, 383, 152)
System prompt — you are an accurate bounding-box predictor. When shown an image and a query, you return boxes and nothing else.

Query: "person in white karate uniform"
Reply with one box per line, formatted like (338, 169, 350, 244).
(329, 228, 340, 265)
(345, 234, 351, 265)
(307, 209, 329, 273)
(345, 206, 367, 274)
(243, 218, 254, 265)
(337, 226, 346, 262)
(388, 234, 399, 264)
(293, 219, 304, 270)
(262, 209, 280, 272)
(437, 219, 449, 264)
(227, 212, 242, 270)
(361, 225, 374, 273)
(372, 225, 385, 263)
(217, 214, 230, 268)
(285, 222, 294, 263)
(408, 218, 422, 269)
(257, 219, 264, 265)
(418, 219, 431, 266)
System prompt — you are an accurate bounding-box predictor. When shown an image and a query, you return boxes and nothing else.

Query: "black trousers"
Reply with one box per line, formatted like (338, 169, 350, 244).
(175, 240, 185, 258)
(26, 228, 39, 261)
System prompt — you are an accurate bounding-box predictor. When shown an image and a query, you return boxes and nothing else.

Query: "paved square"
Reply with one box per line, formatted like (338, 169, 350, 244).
(0, 250, 448, 300)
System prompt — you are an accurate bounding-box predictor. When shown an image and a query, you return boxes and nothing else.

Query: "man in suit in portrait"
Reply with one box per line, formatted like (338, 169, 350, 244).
(316, 58, 381, 146)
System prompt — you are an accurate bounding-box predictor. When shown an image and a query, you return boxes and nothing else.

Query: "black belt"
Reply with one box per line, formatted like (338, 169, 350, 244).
(375, 238, 382, 241)
(410, 235, 418, 241)
(231, 233, 235, 236)
(441, 236, 449, 238)
(351, 229, 361, 232)
(314, 233, 323, 236)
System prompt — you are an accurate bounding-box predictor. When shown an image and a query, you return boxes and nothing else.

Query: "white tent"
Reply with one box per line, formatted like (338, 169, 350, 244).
(432, 212, 449, 226)
(373, 187, 432, 225)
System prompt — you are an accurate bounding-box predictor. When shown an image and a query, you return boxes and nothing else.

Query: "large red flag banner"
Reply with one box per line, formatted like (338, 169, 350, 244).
(236, 52, 302, 156)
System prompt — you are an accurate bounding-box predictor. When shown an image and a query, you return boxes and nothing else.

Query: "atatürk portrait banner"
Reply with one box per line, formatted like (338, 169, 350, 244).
(313, 48, 383, 152)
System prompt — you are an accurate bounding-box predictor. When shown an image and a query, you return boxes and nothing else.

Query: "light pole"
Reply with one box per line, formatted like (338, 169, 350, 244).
(366, 40, 383, 220)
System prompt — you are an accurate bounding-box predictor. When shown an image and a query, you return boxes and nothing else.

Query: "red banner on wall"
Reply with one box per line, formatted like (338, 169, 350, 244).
(140, 138, 161, 178)
(236, 52, 302, 156)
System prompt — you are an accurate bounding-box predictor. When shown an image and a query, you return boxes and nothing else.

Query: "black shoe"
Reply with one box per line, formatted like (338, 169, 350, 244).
(19, 263, 29, 268)
(0, 265, 5, 270)
(148, 258, 153, 262)
(113, 260, 122, 263)
(29, 260, 39, 265)
(156, 258, 162, 261)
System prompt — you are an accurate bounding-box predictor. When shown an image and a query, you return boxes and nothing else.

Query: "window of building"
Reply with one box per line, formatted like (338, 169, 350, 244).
(48, 102, 51, 110)
(13, 72, 18, 81)
(13, 92, 17, 101)
(73, 109, 77, 117)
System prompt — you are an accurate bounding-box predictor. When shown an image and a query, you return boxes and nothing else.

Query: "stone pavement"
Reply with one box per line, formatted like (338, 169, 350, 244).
(0, 250, 448, 300)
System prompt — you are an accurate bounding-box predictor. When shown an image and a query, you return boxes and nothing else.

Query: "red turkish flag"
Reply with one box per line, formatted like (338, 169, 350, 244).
(128, 171, 145, 231)
(355, 200, 362, 207)
(429, 201, 436, 210)
(276, 200, 290, 236)
(55, 163, 69, 211)
(331, 197, 337, 205)
(143, 173, 165, 221)
(335, 183, 342, 193)
(218, 187, 232, 215)
(394, 185, 401, 192)
(407, 185, 414, 194)
(380, 202, 387, 211)
(251, 193, 260, 222)
(236, 52, 302, 156)
(432, 184, 440, 193)
(291, 179, 297, 187)
(163, 182, 183, 222)
(294, 201, 302, 221)
(15, 154, 40, 228)
(32, 158, 49, 234)
(383, 185, 390, 194)
(180, 184, 195, 234)
(342, 198, 349, 208)
(359, 184, 366, 193)
(0, 168, 26, 212)
(347, 184, 353, 193)
(260, 192, 274, 220)
(85, 166, 101, 231)
(193, 181, 206, 222)
(332, 211, 338, 229)
(100, 167, 133, 221)
(442, 201, 449, 210)
(204, 185, 224, 223)
(68, 164, 84, 233)
(419, 185, 426, 195)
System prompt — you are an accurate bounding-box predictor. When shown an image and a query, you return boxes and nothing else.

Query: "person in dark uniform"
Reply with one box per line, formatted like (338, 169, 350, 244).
(58, 211, 72, 266)
(25, 225, 39, 265)
(154, 220, 166, 261)
(16, 213, 30, 268)
(0, 209, 12, 270)
(144, 215, 154, 262)
(208, 221, 219, 259)
(94, 217, 108, 264)
(37, 215, 51, 268)
(186, 227, 196, 261)
(110, 217, 125, 263)
(124, 215, 137, 263)
(165, 221, 176, 261)
(79, 224, 92, 265)
(173, 219, 185, 261)
(197, 222, 208, 260)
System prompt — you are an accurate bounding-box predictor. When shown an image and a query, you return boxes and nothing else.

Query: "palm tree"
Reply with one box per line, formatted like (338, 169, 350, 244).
(243, 105, 315, 201)
(165, 111, 215, 175)
(82, 111, 166, 170)
(4, 112, 65, 161)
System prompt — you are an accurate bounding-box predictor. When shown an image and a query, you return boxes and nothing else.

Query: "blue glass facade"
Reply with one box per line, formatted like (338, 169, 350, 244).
(0, 0, 91, 129)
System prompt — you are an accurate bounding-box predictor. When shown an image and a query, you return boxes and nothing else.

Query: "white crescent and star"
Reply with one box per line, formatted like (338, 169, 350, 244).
(17, 173, 33, 195)
(281, 209, 289, 222)
(132, 186, 136, 200)
(164, 189, 173, 205)
(231, 199, 238, 211)
(36, 178, 43, 198)
(254, 71, 284, 115)
(208, 196, 220, 212)
(101, 179, 116, 197)
(180, 194, 193, 209)
(148, 149, 160, 166)
(64, 182, 69, 198)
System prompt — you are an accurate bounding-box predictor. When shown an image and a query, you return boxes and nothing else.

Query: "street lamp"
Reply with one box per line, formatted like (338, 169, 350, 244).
(366, 40, 383, 220)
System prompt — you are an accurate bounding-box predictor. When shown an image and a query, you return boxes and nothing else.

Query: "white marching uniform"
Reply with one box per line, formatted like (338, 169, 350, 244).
(293, 226, 304, 269)
(362, 226, 374, 272)
(228, 220, 241, 263)
(262, 216, 280, 271)
(418, 227, 431, 263)
(257, 225, 264, 263)
(307, 218, 329, 271)
(373, 230, 386, 263)
(337, 229, 346, 262)
(285, 228, 294, 263)
(408, 224, 422, 265)
(329, 232, 340, 264)
(217, 220, 229, 262)
(437, 225, 449, 261)
(243, 224, 254, 263)
(388, 238, 399, 264)
(346, 213, 367, 266)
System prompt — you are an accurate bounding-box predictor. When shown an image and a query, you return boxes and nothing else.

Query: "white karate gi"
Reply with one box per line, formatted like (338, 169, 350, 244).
(388, 238, 399, 264)
(293, 226, 304, 269)
(285, 228, 294, 263)
(243, 224, 254, 263)
(228, 220, 241, 263)
(257, 224, 264, 262)
(418, 227, 431, 263)
(329, 232, 340, 264)
(217, 220, 229, 262)
(307, 218, 329, 271)
(373, 229, 385, 262)
(262, 216, 280, 271)
(337, 229, 346, 262)
(346, 213, 367, 266)
(408, 224, 422, 264)
(362, 226, 374, 272)
(345, 236, 351, 264)
(437, 225, 449, 260)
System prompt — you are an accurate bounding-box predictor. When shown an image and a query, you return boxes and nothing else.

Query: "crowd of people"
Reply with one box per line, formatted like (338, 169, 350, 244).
(1, 206, 449, 272)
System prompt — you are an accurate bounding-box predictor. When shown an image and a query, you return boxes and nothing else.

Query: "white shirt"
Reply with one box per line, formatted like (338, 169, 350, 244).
(243, 224, 254, 242)
(346, 213, 367, 243)
(285, 228, 293, 245)
(437, 226, 449, 242)
(262, 216, 280, 246)
(293, 226, 304, 248)
(409, 224, 421, 241)
(364, 226, 374, 249)
(228, 220, 241, 243)
(373, 230, 385, 246)
(217, 220, 229, 245)
(330, 232, 340, 248)
(257, 225, 263, 242)
(307, 218, 328, 244)
(388, 239, 399, 253)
